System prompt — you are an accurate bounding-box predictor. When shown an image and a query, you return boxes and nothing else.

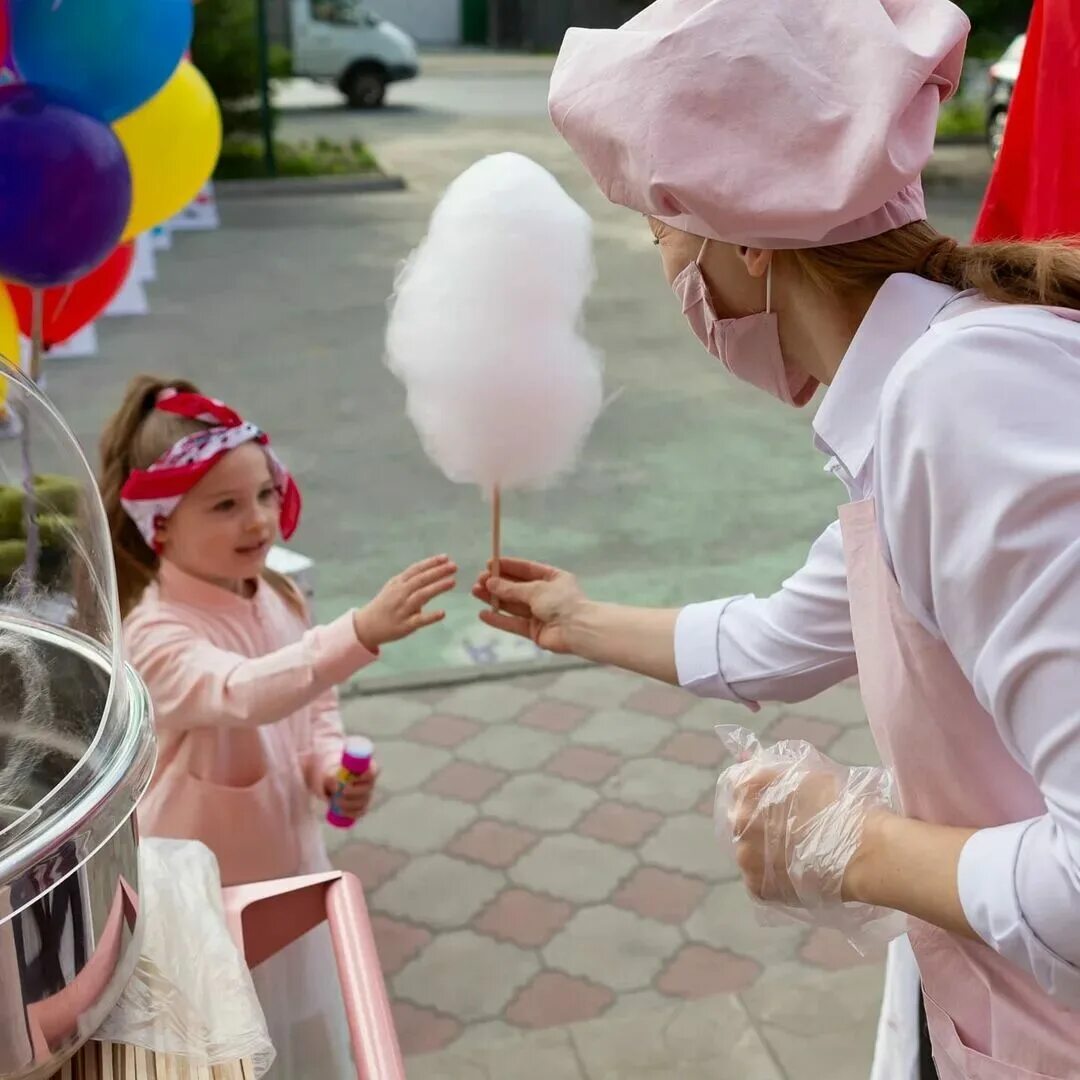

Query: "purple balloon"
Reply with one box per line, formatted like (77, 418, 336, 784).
(0, 84, 132, 288)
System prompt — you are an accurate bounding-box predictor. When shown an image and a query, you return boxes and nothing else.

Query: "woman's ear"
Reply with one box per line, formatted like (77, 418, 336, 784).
(739, 247, 773, 279)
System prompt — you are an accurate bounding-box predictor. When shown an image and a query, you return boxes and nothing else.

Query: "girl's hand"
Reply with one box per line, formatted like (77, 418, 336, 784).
(353, 555, 457, 649)
(324, 761, 379, 819)
(472, 557, 588, 655)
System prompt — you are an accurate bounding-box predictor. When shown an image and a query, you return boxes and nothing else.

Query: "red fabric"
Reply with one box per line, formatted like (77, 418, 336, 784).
(157, 390, 244, 428)
(973, 0, 1080, 242)
(120, 393, 302, 546)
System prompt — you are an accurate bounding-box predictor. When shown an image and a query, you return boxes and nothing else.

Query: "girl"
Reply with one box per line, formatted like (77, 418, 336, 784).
(100, 374, 456, 1077)
(477, 1, 1080, 1077)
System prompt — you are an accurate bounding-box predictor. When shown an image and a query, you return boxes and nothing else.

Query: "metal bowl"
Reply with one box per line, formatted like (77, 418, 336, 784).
(0, 368, 156, 1077)
(0, 619, 156, 1078)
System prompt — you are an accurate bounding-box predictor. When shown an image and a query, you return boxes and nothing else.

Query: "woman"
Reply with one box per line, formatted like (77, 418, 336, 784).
(472, 1, 1080, 1077)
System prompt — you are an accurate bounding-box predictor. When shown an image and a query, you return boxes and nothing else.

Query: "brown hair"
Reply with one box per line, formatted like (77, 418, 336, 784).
(99, 374, 304, 618)
(787, 220, 1080, 310)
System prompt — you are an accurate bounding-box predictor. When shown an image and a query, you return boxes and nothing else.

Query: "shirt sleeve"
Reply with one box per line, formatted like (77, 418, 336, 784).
(125, 610, 378, 733)
(675, 519, 858, 705)
(878, 318, 1080, 1003)
(304, 687, 347, 799)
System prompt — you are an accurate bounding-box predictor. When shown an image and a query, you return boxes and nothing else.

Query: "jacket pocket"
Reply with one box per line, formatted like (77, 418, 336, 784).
(140, 769, 303, 886)
(922, 988, 1065, 1080)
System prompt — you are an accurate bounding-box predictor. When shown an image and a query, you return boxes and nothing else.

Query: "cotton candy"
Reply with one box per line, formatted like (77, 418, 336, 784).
(385, 152, 603, 493)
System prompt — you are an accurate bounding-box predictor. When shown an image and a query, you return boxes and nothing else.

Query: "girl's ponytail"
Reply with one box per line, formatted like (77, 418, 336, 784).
(99, 375, 199, 616)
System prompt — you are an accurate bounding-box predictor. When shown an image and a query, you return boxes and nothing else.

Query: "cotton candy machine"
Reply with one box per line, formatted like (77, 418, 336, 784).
(0, 368, 156, 1079)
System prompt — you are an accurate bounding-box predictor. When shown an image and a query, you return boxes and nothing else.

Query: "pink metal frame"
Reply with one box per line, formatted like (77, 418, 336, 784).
(221, 870, 405, 1080)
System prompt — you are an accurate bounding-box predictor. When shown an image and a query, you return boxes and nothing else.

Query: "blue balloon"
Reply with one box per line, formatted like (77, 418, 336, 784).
(0, 85, 132, 288)
(12, 0, 193, 122)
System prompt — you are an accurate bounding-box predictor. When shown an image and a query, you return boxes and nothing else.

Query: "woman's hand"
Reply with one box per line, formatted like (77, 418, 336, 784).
(473, 558, 681, 682)
(716, 727, 900, 940)
(324, 761, 379, 819)
(472, 558, 587, 655)
(353, 555, 457, 649)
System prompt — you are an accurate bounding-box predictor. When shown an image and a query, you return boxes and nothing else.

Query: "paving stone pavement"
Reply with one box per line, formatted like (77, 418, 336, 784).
(326, 667, 888, 1077)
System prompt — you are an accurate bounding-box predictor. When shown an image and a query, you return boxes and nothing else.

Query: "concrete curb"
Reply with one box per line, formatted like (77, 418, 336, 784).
(215, 174, 406, 198)
(340, 654, 592, 698)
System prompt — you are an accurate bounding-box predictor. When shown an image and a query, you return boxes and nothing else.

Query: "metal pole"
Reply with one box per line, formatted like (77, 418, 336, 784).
(254, 0, 276, 177)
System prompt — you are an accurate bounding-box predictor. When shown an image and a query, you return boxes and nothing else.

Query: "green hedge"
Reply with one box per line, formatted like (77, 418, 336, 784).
(0, 475, 80, 591)
(193, 0, 291, 137)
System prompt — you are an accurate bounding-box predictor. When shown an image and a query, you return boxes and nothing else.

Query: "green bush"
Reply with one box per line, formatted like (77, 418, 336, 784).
(0, 487, 22, 540)
(193, 0, 261, 105)
(34, 474, 80, 518)
(937, 100, 985, 141)
(0, 478, 79, 590)
(0, 538, 25, 580)
(193, 0, 291, 137)
(216, 137, 380, 180)
(957, 0, 1030, 59)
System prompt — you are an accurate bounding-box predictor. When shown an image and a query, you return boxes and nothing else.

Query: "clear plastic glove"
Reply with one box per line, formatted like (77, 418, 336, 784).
(715, 726, 906, 950)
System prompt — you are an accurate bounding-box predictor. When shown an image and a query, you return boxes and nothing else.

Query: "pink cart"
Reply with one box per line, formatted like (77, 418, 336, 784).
(222, 870, 405, 1080)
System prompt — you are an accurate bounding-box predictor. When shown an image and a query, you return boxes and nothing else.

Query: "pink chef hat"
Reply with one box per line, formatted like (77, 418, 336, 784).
(549, 0, 970, 250)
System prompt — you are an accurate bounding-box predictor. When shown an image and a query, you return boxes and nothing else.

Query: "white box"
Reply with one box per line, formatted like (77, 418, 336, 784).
(266, 544, 315, 605)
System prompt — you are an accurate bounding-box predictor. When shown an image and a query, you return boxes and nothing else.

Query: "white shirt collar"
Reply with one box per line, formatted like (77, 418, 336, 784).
(813, 273, 959, 481)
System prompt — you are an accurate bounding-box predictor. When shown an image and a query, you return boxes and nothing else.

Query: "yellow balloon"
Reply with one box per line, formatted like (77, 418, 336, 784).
(115, 61, 223, 242)
(0, 288, 20, 412)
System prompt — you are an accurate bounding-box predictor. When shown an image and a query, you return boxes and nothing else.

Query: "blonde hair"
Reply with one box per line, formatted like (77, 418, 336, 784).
(787, 220, 1080, 309)
(99, 374, 303, 618)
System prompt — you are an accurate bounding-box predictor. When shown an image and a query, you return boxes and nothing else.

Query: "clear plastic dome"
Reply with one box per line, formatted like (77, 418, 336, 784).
(0, 365, 155, 1078)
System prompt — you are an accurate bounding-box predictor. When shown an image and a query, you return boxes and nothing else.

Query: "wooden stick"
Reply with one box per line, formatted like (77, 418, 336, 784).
(85, 1042, 100, 1080)
(98, 1042, 115, 1080)
(133, 1047, 151, 1080)
(16, 286, 45, 599)
(491, 484, 501, 611)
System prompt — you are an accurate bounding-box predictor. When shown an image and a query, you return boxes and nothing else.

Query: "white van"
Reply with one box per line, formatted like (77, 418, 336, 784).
(282, 0, 420, 108)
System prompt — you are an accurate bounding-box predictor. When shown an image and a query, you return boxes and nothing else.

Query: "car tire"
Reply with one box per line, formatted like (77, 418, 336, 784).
(987, 107, 1008, 159)
(342, 64, 387, 109)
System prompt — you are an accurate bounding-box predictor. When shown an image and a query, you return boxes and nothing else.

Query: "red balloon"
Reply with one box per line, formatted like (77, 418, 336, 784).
(6, 242, 135, 348)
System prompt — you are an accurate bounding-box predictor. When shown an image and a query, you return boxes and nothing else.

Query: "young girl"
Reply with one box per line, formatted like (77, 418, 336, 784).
(99, 374, 456, 1077)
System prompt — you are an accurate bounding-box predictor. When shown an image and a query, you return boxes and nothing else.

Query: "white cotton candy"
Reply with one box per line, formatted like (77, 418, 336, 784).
(385, 152, 603, 493)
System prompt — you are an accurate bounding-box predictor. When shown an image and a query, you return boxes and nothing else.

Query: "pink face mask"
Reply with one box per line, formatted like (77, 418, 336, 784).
(672, 241, 818, 407)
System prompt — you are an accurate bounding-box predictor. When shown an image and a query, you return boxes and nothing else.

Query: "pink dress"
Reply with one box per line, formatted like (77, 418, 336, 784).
(125, 560, 378, 1079)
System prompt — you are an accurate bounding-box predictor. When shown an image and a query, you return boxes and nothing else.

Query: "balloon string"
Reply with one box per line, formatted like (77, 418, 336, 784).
(18, 289, 44, 599)
(491, 485, 501, 613)
(30, 288, 43, 383)
(52, 283, 73, 326)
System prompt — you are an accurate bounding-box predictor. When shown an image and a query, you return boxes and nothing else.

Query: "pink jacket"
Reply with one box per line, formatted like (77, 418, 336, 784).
(124, 561, 378, 886)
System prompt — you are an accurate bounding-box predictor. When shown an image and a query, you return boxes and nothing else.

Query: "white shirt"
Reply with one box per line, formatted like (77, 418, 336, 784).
(675, 273, 1080, 1003)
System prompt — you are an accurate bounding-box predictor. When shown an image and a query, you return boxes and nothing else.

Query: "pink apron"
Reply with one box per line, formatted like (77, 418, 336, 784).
(840, 498, 1080, 1078)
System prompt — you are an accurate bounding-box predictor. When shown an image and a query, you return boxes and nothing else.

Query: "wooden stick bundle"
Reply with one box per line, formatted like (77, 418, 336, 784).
(50, 1043, 253, 1080)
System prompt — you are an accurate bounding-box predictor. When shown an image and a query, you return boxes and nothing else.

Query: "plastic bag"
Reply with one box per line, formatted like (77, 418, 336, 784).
(714, 726, 906, 951)
(96, 838, 276, 1076)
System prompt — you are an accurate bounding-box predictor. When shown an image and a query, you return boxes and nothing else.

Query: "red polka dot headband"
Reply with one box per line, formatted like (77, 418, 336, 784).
(120, 390, 301, 551)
